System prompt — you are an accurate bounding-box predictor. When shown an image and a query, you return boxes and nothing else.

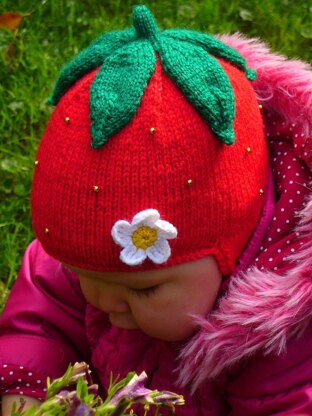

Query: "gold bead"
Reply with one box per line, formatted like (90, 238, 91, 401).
(34, 160, 39, 166)
(258, 104, 263, 110)
(64, 116, 70, 123)
(246, 147, 251, 154)
(187, 179, 193, 186)
(259, 188, 264, 196)
(93, 185, 99, 193)
(44, 228, 49, 234)
(149, 127, 156, 135)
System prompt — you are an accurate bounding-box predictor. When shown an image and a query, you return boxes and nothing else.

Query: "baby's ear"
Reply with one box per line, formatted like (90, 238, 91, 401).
(218, 33, 312, 169)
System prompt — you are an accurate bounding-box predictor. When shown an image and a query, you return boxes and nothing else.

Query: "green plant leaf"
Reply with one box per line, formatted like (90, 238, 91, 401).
(14, 183, 26, 196)
(239, 8, 254, 21)
(45, 363, 74, 398)
(76, 376, 88, 400)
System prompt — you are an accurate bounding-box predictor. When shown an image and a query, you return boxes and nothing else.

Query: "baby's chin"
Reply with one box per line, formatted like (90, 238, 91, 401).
(110, 314, 198, 342)
(147, 326, 198, 342)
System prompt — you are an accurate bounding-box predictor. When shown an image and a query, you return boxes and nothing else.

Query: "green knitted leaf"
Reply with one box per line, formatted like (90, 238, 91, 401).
(48, 5, 258, 148)
(163, 29, 256, 81)
(159, 38, 235, 145)
(90, 40, 156, 148)
(49, 29, 136, 105)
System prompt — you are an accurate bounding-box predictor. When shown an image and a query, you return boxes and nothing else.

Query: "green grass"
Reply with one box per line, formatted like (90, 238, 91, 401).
(0, 0, 311, 309)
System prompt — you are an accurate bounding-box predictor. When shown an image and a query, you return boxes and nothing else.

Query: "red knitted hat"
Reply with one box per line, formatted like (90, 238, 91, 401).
(31, 6, 268, 275)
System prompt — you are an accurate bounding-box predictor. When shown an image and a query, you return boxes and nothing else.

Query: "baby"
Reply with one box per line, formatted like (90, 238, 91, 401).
(1, 5, 312, 415)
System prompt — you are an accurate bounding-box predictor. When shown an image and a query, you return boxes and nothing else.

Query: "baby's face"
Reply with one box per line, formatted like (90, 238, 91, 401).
(68, 256, 221, 342)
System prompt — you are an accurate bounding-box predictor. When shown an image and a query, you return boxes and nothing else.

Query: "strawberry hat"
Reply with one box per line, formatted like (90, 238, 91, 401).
(31, 5, 268, 275)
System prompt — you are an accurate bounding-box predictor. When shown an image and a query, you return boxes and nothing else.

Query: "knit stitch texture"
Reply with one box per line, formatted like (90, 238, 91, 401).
(32, 54, 268, 274)
(49, 6, 256, 147)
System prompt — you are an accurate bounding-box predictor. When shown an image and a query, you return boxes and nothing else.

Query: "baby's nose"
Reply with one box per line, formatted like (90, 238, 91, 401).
(111, 299, 130, 313)
(99, 294, 130, 314)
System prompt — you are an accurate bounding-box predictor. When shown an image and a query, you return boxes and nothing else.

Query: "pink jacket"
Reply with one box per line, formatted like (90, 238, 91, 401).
(1, 35, 311, 415)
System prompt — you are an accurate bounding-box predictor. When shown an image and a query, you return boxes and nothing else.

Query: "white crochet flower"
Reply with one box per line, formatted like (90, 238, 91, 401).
(111, 209, 178, 266)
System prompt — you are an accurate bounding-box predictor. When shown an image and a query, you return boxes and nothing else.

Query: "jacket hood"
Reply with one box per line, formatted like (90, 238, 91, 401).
(178, 33, 312, 392)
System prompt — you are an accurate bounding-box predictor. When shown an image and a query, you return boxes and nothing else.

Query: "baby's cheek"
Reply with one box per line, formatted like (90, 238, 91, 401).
(79, 278, 99, 306)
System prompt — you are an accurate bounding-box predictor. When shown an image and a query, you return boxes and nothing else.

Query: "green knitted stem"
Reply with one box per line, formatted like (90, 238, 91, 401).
(90, 41, 156, 148)
(159, 38, 235, 144)
(132, 5, 160, 47)
(49, 5, 257, 147)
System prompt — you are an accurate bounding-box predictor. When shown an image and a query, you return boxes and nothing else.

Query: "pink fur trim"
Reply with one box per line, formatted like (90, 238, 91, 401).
(218, 33, 312, 138)
(178, 196, 312, 391)
(177, 35, 312, 389)
(178, 190, 312, 391)
(177, 34, 312, 393)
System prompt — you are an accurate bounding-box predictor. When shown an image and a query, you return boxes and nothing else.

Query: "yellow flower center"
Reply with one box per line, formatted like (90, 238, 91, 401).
(131, 226, 158, 250)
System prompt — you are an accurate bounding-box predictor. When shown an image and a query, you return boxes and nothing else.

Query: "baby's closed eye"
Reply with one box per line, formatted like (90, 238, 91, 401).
(128, 285, 160, 298)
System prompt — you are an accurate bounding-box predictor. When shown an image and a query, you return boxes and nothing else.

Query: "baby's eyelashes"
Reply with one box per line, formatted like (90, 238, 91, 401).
(128, 285, 160, 298)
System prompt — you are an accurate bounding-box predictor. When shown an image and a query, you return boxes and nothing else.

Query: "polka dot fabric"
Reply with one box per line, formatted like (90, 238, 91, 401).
(0, 364, 46, 401)
(250, 110, 312, 274)
(264, 110, 312, 170)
